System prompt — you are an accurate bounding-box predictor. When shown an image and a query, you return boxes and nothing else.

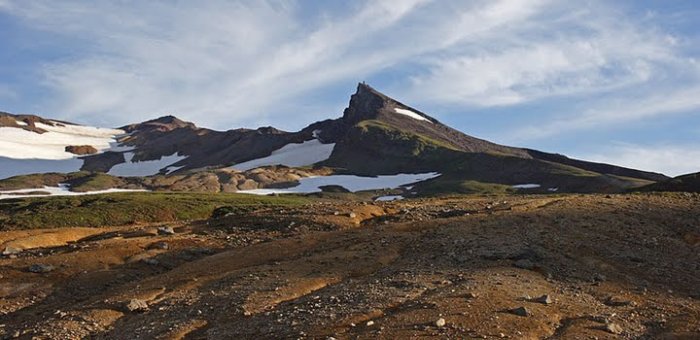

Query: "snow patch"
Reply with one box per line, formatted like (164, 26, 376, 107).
(108, 152, 186, 177)
(548, 187, 559, 192)
(15, 120, 27, 126)
(512, 184, 541, 189)
(165, 165, 185, 174)
(394, 108, 431, 123)
(231, 139, 335, 171)
(0, 121, 124, 160)
(375, 195, 404, 201)
(239, 172, 440, 195)
(0, 183, 147, 200)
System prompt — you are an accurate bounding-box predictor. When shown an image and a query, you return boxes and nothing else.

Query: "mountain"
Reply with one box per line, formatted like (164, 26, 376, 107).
(639, 172, 700, 193)
(0, 84, 670, 197)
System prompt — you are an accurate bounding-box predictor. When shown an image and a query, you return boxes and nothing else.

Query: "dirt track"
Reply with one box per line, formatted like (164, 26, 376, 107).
(1, 193, 699, 339)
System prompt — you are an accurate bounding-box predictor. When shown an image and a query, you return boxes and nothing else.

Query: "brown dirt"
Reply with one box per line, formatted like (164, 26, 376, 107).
(0, 193, 699, 339)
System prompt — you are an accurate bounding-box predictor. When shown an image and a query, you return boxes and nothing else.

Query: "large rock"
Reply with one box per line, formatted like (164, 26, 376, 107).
(2, 246, 22, 256)
(126, 299, 149, 312)
(65, 145, 98, 155)
(28, 264, 55, 273)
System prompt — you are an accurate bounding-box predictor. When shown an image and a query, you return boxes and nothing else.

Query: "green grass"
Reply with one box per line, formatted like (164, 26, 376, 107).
(0, 172, 70, 190)
(356, 120, 460, 151)
(414, 177, 514, 196)
(67, 172, 125, 192)
(0, 192, 309, 230)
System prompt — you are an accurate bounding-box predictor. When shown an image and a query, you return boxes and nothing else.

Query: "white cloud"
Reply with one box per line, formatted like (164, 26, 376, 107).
(511, 85, 700, 141)
(405, 1, 681, 107)
(0, 0, 697, 138)
(0, 0, 553, 128)
(582, 143, 700, 177)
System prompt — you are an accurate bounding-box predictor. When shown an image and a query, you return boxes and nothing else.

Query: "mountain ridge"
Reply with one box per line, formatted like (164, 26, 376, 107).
(0, 83, 671, 196)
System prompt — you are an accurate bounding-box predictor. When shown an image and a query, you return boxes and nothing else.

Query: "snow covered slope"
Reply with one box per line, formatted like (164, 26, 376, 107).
(108, 152, 186, 177)
(0, 120, 125, 179)
(394, 108, 431, 123)
(231, 139, 335, 171)
(239, 172, 439, 195)
(0, 183, 146, 200)
(0, 122, 123, 160)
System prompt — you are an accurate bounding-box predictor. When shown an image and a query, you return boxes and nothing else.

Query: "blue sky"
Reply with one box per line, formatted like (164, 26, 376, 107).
(0, 0, 699, 176)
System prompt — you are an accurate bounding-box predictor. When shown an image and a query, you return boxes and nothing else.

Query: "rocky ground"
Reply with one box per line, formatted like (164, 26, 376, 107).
(1, 193, 699, 339)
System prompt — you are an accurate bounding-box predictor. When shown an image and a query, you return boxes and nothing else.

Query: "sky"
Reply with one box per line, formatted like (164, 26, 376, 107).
(0, 0, 699, 176)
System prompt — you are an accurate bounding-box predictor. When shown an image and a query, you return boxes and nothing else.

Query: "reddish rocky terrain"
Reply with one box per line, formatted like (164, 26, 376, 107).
(1, 193, 699, 339)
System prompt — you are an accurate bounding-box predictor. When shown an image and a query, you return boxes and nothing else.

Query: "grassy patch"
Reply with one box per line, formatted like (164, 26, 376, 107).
(0, 192, 309, 230)
(67, 172, 127, 192)
(415, 177, 514, 196)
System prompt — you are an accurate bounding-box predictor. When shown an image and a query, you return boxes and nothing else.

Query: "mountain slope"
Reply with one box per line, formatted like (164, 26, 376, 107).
(639, 172, 700, 192)
(0, 83, 670, 195)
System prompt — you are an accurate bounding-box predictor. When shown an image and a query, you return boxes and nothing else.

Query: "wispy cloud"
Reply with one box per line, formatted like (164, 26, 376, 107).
(511, 84, 700, 141)
(581, 143, 700, 177)
(0, 0, 559, 128)
(0, 0, 698, 140)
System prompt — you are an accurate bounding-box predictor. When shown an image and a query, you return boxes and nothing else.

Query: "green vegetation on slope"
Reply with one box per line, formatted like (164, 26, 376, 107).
(0, 192, 309, 230)
(413, 178, 514, 196)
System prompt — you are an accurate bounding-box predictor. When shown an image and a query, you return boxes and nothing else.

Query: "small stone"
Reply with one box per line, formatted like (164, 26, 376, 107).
(514, 259, 534, 270)
(366, 320, 375, 327)
(605, 322, 623, 334)
(465, 292, 478, 299)
(157, 226, 175, 235)
(535, 295, 552, 304)
(2, 246, 22, 256)
(510, 307, 529, 317)
(143, 258, 159, 265)
(605, 296, 632, 307)
(28, 264, 55, 273)
(435, 318, 446, 327)
(147, 241, 169, 250)
(348, 212, 357, 218)
(126, 299, 149, 312)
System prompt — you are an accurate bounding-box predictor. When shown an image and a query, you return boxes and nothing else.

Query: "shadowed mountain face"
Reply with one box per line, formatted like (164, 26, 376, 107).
(0, 83, 670, 194)
(640, 172, 700, 192)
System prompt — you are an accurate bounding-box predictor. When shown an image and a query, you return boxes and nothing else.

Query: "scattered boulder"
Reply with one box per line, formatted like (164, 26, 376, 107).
(605, 322, 623, 334)
(534, 295, 553, 305)
(157, 226, 175, 235)
(237, 179, 258, 190)
(126, 299, 149, 313)
(604, 296, 633, 307)
(366, 320, 375, 327)
(435, 318, 446, 327)
(147, 241, 169, 250)
(65, 145, 98, 155)
(28, 264, 55, 273)
(2, 246, 22, 256)
(348, 212, 357, 218)
(464, 292, 478, 299)
(510, 307, 529, 317)
(143, 258, 159, 265)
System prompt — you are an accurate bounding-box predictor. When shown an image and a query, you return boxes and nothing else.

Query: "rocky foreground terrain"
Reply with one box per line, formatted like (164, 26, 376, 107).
(1, 193, 699, 339)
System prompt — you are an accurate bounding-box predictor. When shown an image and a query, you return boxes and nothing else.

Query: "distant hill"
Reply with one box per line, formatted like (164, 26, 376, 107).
(639, 172, 700, 193)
